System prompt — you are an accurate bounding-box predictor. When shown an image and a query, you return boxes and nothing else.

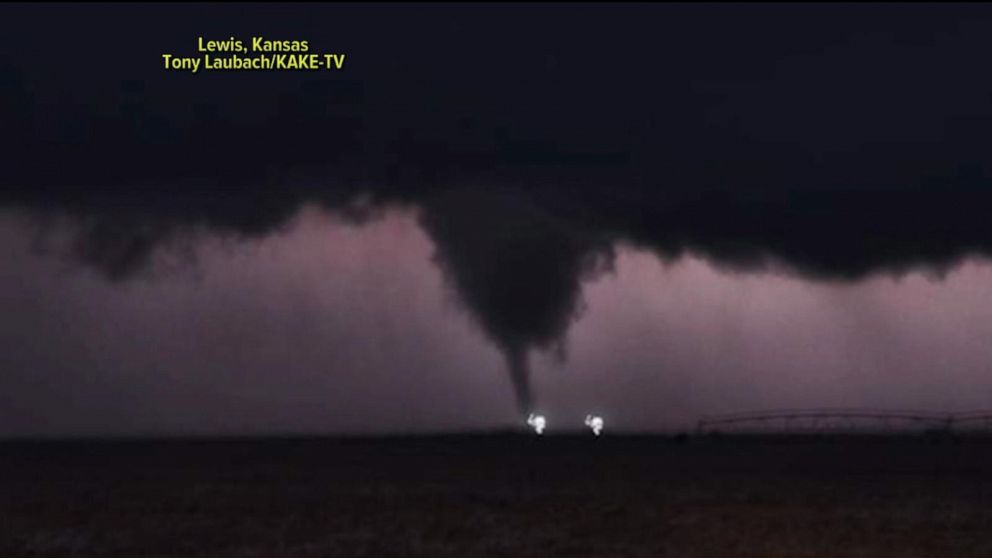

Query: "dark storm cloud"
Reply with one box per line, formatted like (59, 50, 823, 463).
(4, 4, 992, 412)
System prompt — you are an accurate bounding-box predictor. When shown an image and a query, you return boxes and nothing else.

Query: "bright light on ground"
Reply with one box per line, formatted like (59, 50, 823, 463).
(585, 415, 604, 436)
(526, 413, 546, 435)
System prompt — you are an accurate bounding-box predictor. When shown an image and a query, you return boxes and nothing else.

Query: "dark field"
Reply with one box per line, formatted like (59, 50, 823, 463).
(2, 435, 992, 557)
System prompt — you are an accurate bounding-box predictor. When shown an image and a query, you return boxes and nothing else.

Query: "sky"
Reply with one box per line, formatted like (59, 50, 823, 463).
(3, 4, 992, 435)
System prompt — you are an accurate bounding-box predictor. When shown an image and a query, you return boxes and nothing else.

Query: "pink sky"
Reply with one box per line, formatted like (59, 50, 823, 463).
(2, 207, 991, 436)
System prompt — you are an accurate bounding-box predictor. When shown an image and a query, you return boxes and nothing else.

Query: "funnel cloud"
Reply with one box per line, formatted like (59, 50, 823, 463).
(420, 188, 613, 412)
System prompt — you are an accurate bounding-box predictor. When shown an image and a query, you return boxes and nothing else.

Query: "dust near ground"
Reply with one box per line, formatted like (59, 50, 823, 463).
(2, 434, 991, 557)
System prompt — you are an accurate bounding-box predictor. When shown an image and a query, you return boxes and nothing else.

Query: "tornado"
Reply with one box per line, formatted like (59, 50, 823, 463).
(505, 344, 533, 415)
(419, 187, 612, 417)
